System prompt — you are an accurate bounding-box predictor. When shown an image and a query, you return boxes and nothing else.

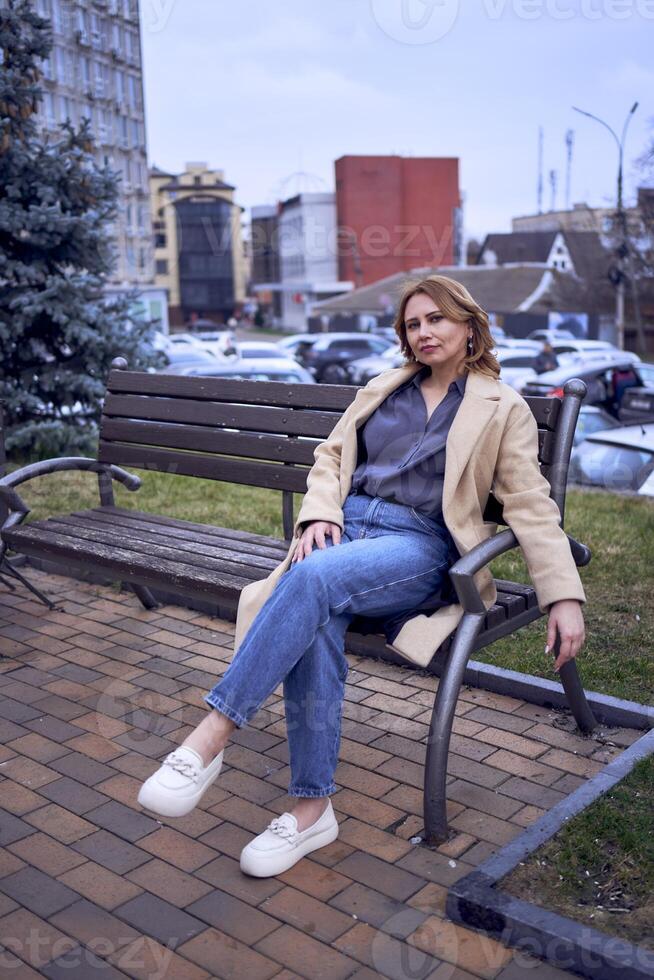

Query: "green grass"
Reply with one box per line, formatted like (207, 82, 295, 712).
(10, 466, 654, 703)
(502, 753, 654, 949)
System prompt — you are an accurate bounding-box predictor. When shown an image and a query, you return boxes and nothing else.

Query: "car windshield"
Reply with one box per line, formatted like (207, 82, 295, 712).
(570, 442, 654, 492)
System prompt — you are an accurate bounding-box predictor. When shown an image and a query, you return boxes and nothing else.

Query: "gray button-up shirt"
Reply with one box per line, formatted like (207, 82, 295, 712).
(351, 366, 467, 517)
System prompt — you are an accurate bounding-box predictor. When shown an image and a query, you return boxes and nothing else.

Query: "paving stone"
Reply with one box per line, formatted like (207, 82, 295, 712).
(39, 776, 111, 815)
(329, 881, 428, 936)
(72, 830, 152, 875)
(50, 897, 141, 953)
(83, 800, 160, 843)
(9, 832, 88, 876)
(0, 866, 79, 918)
(0, 696, 42, 724)
(113, 892, 207, 946)
(187, 889, 279, 944)
(125, 858, 213, 908)
(334, 921, 443, 980)
(254, 923, 359, 979)
(58, 861, 144, 911)
(0, 779, 45, 815)
(24, 714, 86, 741)
(408, 915, 513, 979)
(41, 946, 131, 979)
(179, 926, 280, 979)
(0, 907, 77, 969)
(107, 935, 211, 980)
(0, 808, 37, 846)
(137, 827, 217, 872)
(194, 853, 283, 906)
(6, 732, 71, 764)
(49, 752, 117, 787)
(333, 851, 424, 902)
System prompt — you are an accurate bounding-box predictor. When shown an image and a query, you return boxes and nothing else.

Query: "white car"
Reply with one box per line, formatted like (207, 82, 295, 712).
(495, 348, 538, 391)
(569, 423, 654, 496)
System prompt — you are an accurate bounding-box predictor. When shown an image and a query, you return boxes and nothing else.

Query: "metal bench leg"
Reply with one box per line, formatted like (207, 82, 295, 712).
(1, 560, 57, 610)
(554, 636, 597, 733)
(423, 611, 485, 845)
(128, 583, 159, 611)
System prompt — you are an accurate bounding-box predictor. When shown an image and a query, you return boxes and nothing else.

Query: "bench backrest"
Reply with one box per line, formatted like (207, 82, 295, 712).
(99, 367, 578, 539)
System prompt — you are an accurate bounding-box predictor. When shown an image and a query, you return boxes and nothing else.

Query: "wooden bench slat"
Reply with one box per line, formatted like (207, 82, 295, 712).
(103, 394, 342, 438)
(27, 518, 273, 582)
(98, 442, 310, 492)
(73, 509, 289, 560)
(494, 580, 538, 609)
(107, 370, 359, 410)
(96, 506, 291, 550)
(101, 419, 321, 465)
(523, 395, 561, 431)
(51, 515, 281, 573)
(3, 524, 255, 595)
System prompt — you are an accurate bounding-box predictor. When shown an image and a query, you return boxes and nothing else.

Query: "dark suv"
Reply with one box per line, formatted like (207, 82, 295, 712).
(294, 332, 394, 383)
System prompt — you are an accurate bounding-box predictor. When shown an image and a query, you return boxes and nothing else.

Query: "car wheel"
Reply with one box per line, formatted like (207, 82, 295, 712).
(321, 364, 349, 384)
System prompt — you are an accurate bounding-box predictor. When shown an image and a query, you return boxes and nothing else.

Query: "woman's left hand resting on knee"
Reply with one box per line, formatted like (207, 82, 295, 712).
(292, 521, 341, 564)
(546, 599, 585, 673)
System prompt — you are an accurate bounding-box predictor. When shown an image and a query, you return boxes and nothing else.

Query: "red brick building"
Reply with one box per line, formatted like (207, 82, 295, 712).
(334, 155, 462, 287)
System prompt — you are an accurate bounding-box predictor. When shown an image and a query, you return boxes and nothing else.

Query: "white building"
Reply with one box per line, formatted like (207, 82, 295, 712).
(256, 192, 352, 332)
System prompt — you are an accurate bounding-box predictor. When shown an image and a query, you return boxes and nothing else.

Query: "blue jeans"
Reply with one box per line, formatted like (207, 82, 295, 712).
(203, 491, 456, 798)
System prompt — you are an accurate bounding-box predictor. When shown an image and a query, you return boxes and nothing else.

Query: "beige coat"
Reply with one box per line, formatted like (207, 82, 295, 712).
(232, 363, 586, 668)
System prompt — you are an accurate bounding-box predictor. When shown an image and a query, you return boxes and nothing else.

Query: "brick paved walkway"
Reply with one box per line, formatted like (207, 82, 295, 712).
(0, 568, 642, 979)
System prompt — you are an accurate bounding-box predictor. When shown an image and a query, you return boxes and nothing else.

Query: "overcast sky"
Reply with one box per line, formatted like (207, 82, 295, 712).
(139, 0, 653, 243)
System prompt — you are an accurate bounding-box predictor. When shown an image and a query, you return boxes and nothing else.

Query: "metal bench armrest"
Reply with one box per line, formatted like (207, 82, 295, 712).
(0, 457, 141, 495)
(449, 529, 592, 614)
(448, 529, 519, 613)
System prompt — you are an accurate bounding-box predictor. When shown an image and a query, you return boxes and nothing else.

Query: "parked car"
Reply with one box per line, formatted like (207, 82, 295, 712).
(569, 423, 654, 496)
(234, 341, 287, 359)
(619, 387, 654, 423)
(527, 328, 576, 342)
(495, 349, 538, 391)
(294, 332, 394, 383)
(346, 344, 404, 385)
(521, 358, 651, 418)
(572, 406, 621, 447)
(492, 337, 542, 352)
(161, 357, 316, 384)
(275, 333, 317, 355)
(159, 347, 220, 371)
(190, 329, 238, 357)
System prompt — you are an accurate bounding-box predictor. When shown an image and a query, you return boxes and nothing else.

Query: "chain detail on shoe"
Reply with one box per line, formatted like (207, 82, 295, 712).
(163, 751, 202, 783)
(268, 814, 300, 844)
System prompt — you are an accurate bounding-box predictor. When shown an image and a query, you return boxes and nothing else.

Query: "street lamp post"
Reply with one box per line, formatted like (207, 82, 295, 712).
(572, 102, 639, 351)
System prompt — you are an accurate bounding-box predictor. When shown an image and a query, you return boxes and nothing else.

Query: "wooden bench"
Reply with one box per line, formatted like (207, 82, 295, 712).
(0, 358, 596, 843)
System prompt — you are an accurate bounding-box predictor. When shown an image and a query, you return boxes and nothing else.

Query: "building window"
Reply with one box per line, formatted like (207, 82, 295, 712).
(156, 259, 168, 275)
(155, 234, 167, 248)
(194, 175, 202, 186)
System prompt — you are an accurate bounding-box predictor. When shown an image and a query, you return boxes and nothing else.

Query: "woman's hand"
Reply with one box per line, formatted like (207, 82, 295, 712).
(291, 521, 342, 564)
(546, 599, 585, 673)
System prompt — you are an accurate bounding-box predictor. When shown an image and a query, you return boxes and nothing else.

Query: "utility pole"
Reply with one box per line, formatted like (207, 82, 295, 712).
(572, 102, 644, 351)
(565, 129, 574, 211)
(537, 126, 544, 214)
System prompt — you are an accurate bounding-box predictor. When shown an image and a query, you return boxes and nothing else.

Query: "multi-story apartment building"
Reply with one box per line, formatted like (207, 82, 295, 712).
(32, 0, 166, 327)
(150, 162, 247, 327)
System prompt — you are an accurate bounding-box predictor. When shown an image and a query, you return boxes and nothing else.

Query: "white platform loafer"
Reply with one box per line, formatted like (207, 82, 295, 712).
(137, 745, 224, 818)
(240, 799, 339, 877)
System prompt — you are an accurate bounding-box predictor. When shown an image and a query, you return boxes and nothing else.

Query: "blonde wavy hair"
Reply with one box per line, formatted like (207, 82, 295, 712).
(392, 275, 500, 379)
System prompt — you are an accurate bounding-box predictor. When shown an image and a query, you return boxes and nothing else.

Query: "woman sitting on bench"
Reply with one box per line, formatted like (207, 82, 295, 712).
(137, 274, 587, 878)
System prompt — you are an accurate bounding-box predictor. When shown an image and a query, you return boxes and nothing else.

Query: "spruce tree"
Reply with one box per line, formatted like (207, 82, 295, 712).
(0, 0, 159, 460)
